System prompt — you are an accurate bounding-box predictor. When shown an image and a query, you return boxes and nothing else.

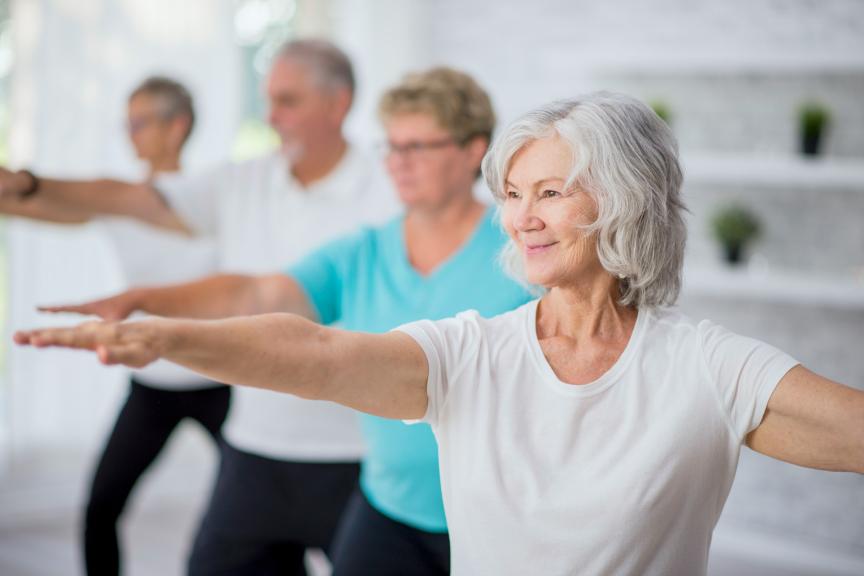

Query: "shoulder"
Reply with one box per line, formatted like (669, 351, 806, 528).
(428, 301, 535, 351)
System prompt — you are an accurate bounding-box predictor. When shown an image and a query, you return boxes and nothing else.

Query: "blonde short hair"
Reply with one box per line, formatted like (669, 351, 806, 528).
(379, 67, 495, 145)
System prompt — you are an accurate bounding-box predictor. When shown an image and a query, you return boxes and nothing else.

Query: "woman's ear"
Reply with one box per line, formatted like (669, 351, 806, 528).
(466, 136, 490, 172)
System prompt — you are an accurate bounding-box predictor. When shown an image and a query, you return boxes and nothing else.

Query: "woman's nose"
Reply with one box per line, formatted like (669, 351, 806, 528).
(513, 199, 543, 232)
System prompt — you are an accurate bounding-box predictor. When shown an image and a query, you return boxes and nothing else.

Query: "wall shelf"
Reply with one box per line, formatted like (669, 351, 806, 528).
(681, 154, 864, 191)
(682, 266, 864, 309)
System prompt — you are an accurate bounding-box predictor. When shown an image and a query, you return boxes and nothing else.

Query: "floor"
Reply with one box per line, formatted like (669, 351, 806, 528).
(0, 430, 856, 576)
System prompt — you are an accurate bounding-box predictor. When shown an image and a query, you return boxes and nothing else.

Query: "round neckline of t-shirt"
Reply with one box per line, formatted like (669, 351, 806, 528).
(523, 298, 648, 397)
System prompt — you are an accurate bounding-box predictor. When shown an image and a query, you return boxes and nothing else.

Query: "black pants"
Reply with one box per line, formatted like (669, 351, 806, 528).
(330, 488, 450, 576)
(84, 378, 230, 576)
(188, 442, 360, 576)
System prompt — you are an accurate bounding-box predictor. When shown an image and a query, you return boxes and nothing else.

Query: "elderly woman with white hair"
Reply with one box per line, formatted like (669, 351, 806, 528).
(16, 92, 864, 576)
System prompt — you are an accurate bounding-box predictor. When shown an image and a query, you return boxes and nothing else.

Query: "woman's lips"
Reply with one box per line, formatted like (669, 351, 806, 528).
(524, 241, 558, 255)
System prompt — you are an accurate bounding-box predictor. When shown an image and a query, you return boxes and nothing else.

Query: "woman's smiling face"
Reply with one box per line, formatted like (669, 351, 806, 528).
(500, 135, 602, 289)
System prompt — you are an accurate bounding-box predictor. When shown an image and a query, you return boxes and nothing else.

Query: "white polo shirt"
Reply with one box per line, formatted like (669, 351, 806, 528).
(158, 147, 397, 460)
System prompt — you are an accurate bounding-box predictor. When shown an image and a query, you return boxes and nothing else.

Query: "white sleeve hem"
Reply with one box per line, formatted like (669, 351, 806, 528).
(393, 324, 441, 426)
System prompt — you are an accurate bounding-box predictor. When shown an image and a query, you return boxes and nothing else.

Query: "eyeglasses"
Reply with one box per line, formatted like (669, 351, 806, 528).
(379, 137, 459, 158)
(126, 114, 170, 134)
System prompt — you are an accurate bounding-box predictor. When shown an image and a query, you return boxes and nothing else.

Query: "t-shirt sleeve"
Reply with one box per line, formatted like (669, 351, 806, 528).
(285, 230, 367, 326)
(152, 166, 225, 237)
(394, 311, 482, 428)
(698, 320, 799, 441)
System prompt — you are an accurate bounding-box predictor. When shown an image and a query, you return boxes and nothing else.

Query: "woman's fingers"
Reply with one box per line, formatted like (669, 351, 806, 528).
(97, 342, 157, 368)
(15, 321, 113, 350)
(37, 299, 128, 321)
(15, 321, 159, 370)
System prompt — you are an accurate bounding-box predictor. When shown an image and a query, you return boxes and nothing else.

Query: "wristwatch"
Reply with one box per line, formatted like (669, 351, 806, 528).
(18, 169, 40, 199)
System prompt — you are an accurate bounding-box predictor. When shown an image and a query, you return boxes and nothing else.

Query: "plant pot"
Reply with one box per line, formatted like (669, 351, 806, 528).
(801, 130, 822, 156)
(723, 244, 743, 265)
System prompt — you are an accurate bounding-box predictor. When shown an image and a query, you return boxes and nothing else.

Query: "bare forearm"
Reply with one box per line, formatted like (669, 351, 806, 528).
(0, 195, 91, 224)
(35, 176, 188, 232)
(161, 314, 336, 399)
(132, 275, 265, 319)
(133, 274, 313, 320)
(16, 312, 430, 419)
(39, 178, 141, 213)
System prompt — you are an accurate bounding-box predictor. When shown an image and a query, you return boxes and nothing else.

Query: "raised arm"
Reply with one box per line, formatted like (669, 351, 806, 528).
(40, 273, 316, 322)
(0, 167, 189, 232)
(747, 365, 864, 474)
(14, 314, 430, 420)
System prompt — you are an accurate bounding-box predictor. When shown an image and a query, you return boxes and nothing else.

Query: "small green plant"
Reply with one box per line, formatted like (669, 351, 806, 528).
(710, 205, 761, 264)
(799, 102, 830, 156)
(649, 100, 672, 125)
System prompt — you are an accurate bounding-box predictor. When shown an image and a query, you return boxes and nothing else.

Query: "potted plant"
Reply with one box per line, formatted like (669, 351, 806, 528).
(650, 100, 672, 126)
(799, 102, 830, 156)
(710, 205, 761, 265)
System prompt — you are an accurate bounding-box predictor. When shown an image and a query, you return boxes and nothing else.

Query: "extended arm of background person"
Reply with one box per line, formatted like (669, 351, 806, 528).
(39, 273, 317, 322)
(14, 313, 430, 420)
(747, 365, 864, 474)
(0, 193, 91, 224)
(0, 167, 190, 233)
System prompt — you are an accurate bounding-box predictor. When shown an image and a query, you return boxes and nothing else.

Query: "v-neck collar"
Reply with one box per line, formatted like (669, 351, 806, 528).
(396, 206, 494, 282)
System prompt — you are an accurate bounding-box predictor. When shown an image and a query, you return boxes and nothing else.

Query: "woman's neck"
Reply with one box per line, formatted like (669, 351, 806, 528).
(403, 193, 486, 275)
(538, 279, 637, 344)
(147, 155, 181, 177)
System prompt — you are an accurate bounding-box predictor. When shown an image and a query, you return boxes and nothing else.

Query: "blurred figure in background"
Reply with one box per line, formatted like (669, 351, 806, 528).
(0, 38, 396, 575)
(33, 67, 533, 576)
(0, 76, 229, 576)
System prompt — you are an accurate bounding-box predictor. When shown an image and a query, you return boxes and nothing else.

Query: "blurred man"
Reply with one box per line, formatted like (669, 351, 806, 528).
(0, 39, 395, 575)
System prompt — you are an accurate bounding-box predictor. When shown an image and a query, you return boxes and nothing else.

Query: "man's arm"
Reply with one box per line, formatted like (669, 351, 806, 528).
(39, 274, 317, 322)
(14, 314, 430, 420)
(0, 168, 190, 233)
(747, 365, 864, 474)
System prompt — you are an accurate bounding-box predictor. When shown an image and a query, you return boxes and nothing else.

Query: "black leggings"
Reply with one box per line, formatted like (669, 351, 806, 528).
(188, 442, 360, 576)
(84, 378, 230, 576)
(330, 488, 450, 576)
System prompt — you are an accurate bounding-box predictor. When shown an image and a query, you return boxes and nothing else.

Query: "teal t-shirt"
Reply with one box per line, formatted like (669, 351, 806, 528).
(287, 207, 532, 532)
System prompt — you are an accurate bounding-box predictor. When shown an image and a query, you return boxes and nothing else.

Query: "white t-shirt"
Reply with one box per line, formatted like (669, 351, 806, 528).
(99, 171, 220, 390)
(158, 147, 398, 461)
(398, 300, 798, 576)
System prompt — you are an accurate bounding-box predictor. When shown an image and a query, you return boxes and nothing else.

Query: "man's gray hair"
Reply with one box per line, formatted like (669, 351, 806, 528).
(275, 38, 355, 96)
(482, 92, 687, 308)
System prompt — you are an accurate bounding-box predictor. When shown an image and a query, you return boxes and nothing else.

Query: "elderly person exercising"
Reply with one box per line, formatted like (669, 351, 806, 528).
(28, 68, 532, 575)
(16, 92, 864, 576)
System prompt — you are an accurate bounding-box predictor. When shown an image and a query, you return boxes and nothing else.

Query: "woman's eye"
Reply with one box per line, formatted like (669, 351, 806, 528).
(541, 189, 560, 198)
(506, 190, 520, 199)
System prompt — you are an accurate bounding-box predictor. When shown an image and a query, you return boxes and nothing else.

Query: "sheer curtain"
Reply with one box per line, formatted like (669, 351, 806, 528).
(2, 0, 239, 473)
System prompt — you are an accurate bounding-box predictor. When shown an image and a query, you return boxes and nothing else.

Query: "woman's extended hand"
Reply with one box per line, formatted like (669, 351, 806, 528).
(37, 290, 142, 321)
(14, 319, 163, 368)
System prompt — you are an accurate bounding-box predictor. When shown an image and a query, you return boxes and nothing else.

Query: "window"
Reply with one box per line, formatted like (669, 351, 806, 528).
(230, 0, 297, 161)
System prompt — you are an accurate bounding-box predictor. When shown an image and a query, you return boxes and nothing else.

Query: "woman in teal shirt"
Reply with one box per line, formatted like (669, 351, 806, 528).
(291, 68, 531, 574)
(40, 68, 531, 575)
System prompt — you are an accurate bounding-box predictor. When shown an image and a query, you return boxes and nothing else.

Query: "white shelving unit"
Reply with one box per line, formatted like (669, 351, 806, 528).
(683, 266, 864, 309)
(681, 153, 864, 190)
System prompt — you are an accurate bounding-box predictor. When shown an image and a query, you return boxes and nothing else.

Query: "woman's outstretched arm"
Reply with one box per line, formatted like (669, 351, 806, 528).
(14, 314, 430, 420)
(748, 365, 864, 474)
